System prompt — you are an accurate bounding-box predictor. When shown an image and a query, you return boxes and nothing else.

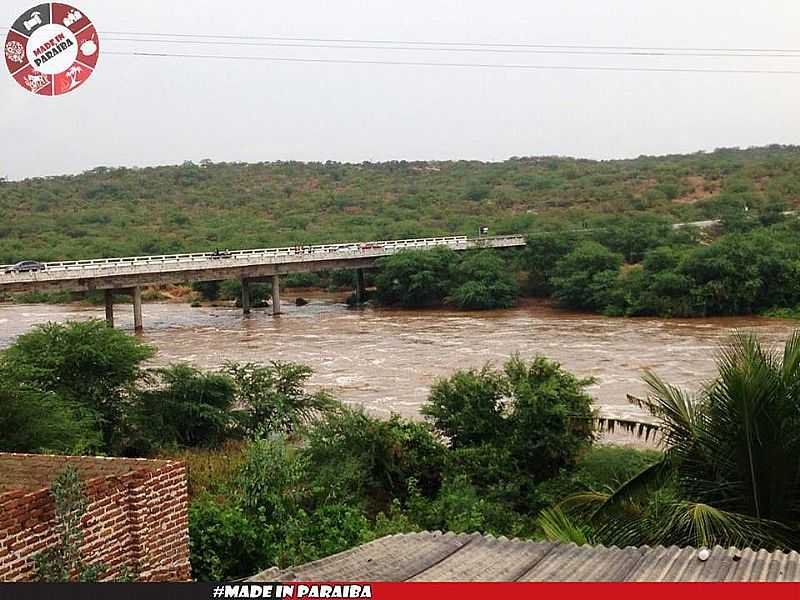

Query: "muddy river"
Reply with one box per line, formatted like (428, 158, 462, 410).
(2, 294, 799, 431)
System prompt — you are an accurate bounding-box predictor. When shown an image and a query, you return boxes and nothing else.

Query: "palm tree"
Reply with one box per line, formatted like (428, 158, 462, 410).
(582, 332, 800, 550)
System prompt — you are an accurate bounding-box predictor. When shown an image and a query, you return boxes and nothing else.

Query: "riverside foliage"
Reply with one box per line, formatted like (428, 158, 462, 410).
(0, 321, 619, 580)
(7, 322, 800, 577)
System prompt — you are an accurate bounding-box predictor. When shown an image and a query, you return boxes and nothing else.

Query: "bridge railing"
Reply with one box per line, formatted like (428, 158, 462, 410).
(0, 235, 526, 280)
(1, 236, 471, 273)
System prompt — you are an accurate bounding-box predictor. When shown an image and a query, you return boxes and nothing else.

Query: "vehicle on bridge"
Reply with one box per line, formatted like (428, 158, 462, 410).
(5, 260, 45, 274)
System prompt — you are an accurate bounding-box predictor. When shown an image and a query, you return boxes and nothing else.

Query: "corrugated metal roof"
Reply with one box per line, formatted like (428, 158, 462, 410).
(249, 531, 800, 582)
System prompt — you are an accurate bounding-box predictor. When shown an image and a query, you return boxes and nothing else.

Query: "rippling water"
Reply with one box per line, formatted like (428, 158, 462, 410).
(2, 295, 799, 428)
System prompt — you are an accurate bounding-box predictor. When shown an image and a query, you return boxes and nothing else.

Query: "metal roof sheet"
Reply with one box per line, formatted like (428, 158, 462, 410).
(249, 531, 800, 582)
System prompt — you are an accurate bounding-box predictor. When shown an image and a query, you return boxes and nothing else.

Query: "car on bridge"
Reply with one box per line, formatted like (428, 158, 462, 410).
(5, 260, 45, 274)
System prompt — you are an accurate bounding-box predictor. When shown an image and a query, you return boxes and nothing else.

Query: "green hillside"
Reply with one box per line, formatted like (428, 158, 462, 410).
(1, 145, 799, 262)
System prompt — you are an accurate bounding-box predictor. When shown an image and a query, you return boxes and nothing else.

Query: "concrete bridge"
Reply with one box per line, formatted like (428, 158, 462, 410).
(0, 235, 525, 331)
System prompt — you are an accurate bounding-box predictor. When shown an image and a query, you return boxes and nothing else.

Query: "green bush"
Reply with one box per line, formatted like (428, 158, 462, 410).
(0, 320, 154, 452)
(238, 436, 310, 517)
(284, 272, 322, 288)
(192, 281, 221, 301)
(0, 387, 99, 454)
(551, 242, 623, 311)
(223, 362, 337, 436)
(130, 365, 236, 453)
(188, 494, 268, 582)
(449, 251, 519, 310)
(424, 356, 594, 485)
(375, 248, 455, 307)
(304, 407, 448, 509)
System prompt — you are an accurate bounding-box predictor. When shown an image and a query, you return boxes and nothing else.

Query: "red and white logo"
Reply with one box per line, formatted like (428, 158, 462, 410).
(5, 3, 99, 96)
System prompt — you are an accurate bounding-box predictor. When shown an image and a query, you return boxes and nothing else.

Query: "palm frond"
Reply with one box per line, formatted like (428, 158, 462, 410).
(590, 458, 672, 523)
(537, 507, 590, 545)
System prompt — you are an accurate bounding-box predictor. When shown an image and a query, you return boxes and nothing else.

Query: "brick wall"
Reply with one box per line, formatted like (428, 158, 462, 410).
(0, 453, 191, 582)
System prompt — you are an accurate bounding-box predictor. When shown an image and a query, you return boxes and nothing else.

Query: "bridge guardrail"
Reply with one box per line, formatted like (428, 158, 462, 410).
(0, 235, 524, 284)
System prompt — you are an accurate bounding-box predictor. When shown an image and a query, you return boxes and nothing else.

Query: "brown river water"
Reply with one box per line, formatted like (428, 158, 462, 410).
(2, 294, 799, 440)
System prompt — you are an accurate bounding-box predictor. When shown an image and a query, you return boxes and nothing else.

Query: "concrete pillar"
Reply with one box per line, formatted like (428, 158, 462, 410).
(132, 286, 143, 333)
(104, 289, 114, 327)
(272, 274, 281, 316)
(355, 269, 366, 304)
(241, 278, 251, 315)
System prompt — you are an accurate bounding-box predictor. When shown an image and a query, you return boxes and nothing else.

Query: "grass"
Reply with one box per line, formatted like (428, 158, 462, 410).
(159, 440, 247, 499)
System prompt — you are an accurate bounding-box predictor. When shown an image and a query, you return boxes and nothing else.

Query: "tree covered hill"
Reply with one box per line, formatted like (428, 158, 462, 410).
(1, 145, 800, 263)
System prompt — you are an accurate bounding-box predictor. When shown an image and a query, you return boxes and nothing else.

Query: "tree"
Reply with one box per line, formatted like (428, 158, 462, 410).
(680, 236, 762, 315)
(592, 332, 800, 550)
(590, 215, 673, 263)
(0, 386, 99, 454)
(34, 466, 111, 582)
(130, 365, 236, 452)
(449, 251, 519, 310)
(374, 248, 455, 308)
(551, 242, 623, 311)
(0, 320, 154, 452)
(423, 356, 594, 485)
(222, 362, 336, 436)
(304, 407, 447, 507)
(522, 232, 577, 296)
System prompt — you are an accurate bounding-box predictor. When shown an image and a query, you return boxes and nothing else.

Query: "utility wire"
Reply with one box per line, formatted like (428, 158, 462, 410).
(7, 26, 800, 54)
(99, 31, 800, 54)
(100, 37, 800, 59)
(104, 50, 800, 74)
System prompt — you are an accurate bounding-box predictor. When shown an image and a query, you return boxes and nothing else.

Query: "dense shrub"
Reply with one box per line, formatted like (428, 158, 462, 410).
(130, 365, 236, 453)
(551, 242, 623, 311)
(0, 387, 99, 454)
(0, 320, 154, 452)
(449, 251, 519, 309)
(188, 495, 268, 582)
(222, 362, 337, 436)
(374, 248, 455, 308)
(304, 408, 448, 509)
(424, 356, 594, 486)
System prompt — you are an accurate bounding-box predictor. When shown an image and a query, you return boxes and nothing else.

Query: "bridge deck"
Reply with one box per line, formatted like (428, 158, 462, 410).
(0, 235, 525, 293)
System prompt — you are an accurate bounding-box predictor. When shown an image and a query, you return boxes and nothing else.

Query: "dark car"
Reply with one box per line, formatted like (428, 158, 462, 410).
(5, 260, 45, 274)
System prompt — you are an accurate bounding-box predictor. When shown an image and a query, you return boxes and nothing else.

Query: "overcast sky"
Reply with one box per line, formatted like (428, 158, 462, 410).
(2, 0, 800, 180)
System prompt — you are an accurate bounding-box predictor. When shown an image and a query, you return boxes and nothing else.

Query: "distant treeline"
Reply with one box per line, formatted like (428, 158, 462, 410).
(2, 145, 800, 264)
(523, 212, 800, 317)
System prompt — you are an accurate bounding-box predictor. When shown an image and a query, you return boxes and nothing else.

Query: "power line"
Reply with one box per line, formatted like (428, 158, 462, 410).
(100, 31, 800, 54)
(7, 26, 800, 54)
(100, 36, 800, 59)
(104, 50, 800, 74)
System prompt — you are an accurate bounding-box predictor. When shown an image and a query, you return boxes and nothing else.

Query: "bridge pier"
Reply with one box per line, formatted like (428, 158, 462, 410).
(354, 269, 366, 304)
(132, 286, 143, 333)
(104, 289, 114, 327)
(272, 275, 281, 316)
(241, 279, 251, 315)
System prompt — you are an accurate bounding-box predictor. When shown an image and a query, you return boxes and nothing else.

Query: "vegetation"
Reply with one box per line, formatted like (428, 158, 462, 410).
(0, 320, 152, 453)
(0, 322, 625, 580)
(2, 146, 800, 263)
(33, 466, 134, 582)
(373, 248, 519, 310)
(0, 321, 340, 456)
(549, 333, 800, 551)
(7, 146, 800, 317)
(8, 317, 800, 579)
